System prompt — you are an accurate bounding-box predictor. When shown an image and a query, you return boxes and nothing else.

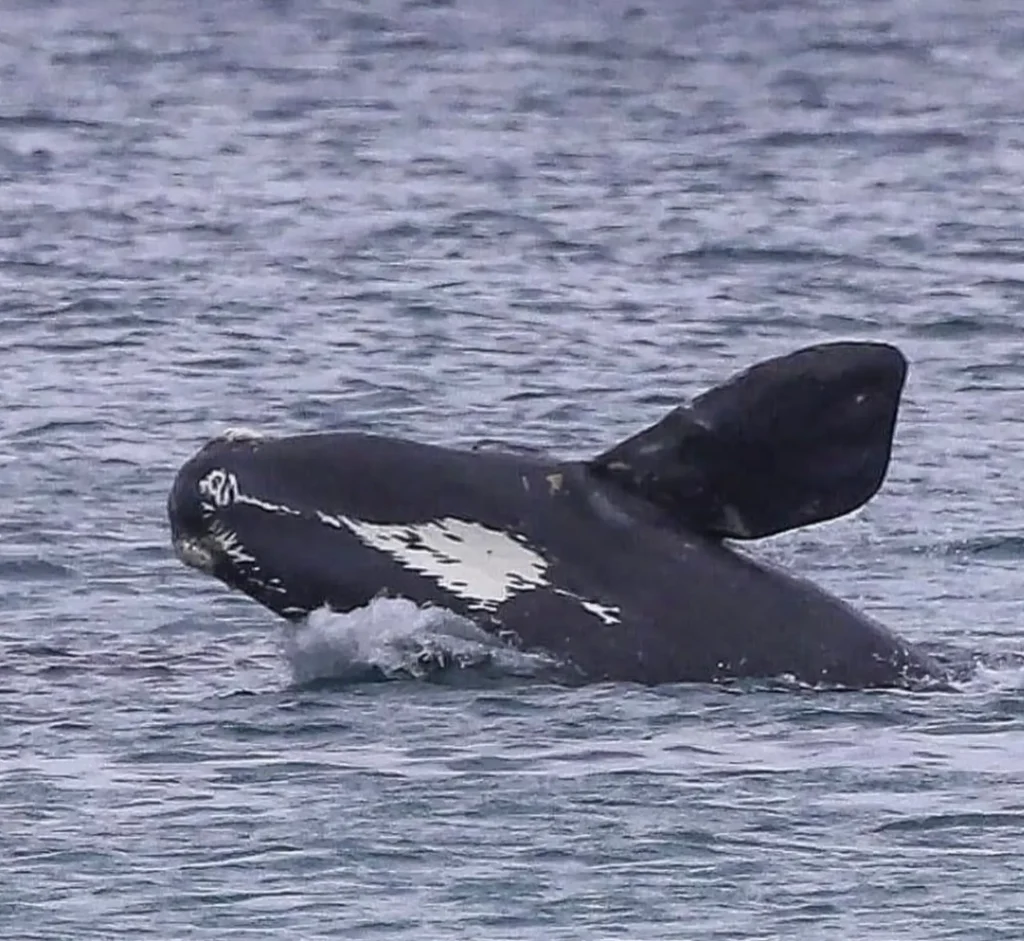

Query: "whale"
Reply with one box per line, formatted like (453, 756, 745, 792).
(167, 341, 946, 689)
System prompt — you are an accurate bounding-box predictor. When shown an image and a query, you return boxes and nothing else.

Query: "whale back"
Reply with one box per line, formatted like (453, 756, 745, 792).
(589, 341, 907, 540)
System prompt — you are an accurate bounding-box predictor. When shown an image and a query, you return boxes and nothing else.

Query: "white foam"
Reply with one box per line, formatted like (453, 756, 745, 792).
(957, 658, 1024, 696)
(280, 597, 558, 685)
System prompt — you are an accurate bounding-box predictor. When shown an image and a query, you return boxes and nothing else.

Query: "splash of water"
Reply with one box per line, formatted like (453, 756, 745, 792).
(279, 596, 560, 686)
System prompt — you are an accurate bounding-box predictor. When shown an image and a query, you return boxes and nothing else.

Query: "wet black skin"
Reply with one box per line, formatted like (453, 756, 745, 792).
(168, 342, 947, 689)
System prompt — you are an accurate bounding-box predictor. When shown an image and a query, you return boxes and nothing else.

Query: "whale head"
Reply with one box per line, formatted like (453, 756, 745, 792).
(167, 428, 350, 619)
(167, 427, 518, 621)
(168, 429, 267, 587)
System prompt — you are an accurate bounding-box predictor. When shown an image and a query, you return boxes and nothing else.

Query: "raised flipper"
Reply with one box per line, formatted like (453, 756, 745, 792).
(589, 341, 907, 539)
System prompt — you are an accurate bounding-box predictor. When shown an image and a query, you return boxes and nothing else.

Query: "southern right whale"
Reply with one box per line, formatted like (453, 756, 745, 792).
(167, 341, 946, 689)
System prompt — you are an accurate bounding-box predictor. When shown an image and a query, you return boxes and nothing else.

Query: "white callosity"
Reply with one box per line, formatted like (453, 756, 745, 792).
(197, 468, 238, 508)
(198, 468, 300, 517)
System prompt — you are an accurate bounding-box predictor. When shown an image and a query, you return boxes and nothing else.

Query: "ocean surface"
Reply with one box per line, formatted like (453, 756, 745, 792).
(3, 0, 1024, 937)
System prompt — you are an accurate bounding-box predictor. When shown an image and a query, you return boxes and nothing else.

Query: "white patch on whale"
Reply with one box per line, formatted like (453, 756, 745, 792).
(198, 468, 238, 508)
(237, 493, 302, 516)
(207, 520, 256, 567)
(320, 513, 622, 625)
(198, 469, 300, 517)
(330, 515, 546, 608)
(577, 599, 621, 625)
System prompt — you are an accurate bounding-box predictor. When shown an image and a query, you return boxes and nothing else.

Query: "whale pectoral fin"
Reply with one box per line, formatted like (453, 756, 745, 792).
(589, 341, 908, 539)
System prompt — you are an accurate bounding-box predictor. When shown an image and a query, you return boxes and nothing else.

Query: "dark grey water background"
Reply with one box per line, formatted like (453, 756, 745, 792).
(3, 0, 1024, 937)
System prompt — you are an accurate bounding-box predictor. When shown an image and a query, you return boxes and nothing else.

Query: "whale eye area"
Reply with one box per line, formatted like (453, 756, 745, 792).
(198, 468, 239, 509)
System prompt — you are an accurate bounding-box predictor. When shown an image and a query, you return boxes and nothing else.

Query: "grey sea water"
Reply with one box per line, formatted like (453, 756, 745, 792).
(3, 0, 1024, 937)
